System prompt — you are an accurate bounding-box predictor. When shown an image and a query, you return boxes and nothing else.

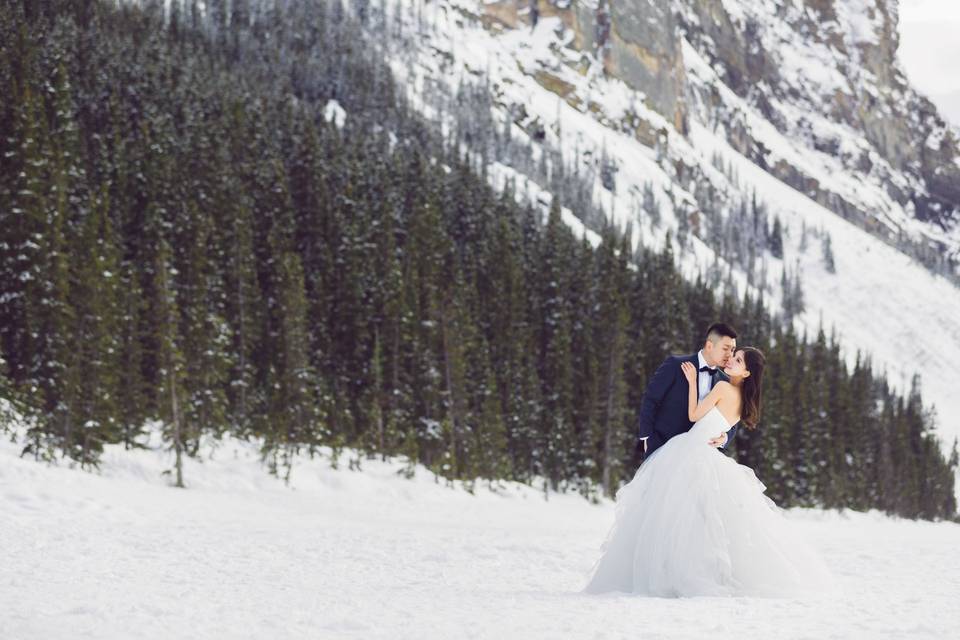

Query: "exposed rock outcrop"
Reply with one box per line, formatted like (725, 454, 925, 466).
(481, 0, 960, 266)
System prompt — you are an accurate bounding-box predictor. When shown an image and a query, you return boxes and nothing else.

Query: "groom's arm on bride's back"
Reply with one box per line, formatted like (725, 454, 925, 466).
(722, 424, 737, 450)
(638, 356, 677, 441)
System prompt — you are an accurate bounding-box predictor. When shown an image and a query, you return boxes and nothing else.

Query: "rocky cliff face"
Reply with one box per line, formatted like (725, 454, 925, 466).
(485, 0, 960, 269)
(604, 1, 688, 133)
(676, 0, 959, 230)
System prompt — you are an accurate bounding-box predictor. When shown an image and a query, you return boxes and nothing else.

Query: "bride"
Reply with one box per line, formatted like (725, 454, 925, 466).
(583, 347, 833, 597)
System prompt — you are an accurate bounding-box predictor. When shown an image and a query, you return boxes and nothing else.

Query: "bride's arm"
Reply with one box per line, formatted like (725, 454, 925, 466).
(679, 362, 728, 422)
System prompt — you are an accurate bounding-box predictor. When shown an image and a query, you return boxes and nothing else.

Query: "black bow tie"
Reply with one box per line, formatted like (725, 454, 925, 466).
(699, 366, 718, 375)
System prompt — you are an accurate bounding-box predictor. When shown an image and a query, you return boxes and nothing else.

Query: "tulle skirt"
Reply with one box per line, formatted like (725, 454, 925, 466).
(583, 408, 834, 597)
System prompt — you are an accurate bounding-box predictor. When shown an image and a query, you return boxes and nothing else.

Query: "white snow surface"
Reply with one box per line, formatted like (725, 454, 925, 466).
(2, 420, 959, 640)
(375, 0, 960, 457)
(323, 99, 347, 128)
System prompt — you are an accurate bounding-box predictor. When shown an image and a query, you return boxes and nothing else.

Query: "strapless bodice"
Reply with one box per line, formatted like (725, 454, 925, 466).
(688, 406, 736, 441)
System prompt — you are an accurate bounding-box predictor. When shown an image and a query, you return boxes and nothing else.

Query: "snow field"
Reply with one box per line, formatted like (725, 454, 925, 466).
(2, 427, 959, 640)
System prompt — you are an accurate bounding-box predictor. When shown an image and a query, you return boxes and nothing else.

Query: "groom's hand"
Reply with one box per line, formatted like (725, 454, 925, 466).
(707, 433, 727, 448)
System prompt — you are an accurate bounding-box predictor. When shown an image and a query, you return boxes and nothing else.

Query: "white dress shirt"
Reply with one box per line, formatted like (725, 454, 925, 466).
(696, 350, 717, 403)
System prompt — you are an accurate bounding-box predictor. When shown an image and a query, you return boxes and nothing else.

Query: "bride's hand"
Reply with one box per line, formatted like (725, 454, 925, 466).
(680, 361, 697, 385)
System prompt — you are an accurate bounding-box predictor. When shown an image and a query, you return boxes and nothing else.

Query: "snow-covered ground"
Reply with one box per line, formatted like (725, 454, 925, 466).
(3, 423, 959, 640)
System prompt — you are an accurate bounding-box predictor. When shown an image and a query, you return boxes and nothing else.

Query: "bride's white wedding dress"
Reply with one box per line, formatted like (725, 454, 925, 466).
(583, 406, 833, 597)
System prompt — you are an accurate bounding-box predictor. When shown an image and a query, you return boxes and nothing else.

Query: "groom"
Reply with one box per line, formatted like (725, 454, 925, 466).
(636, 323, 739, 461)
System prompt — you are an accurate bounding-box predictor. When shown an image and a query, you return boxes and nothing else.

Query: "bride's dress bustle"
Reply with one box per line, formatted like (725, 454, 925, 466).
(584, 407, 834, 597)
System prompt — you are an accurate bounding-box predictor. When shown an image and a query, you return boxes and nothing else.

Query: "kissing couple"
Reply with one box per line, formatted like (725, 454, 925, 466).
(583, 323, 834, 597)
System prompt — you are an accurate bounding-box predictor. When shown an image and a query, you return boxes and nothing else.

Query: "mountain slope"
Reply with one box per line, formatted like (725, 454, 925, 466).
(377, 0, 960, 452)
(677, 0, 960, 239)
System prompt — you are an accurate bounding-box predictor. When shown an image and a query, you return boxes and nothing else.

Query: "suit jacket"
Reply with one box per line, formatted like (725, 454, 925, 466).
(637, 353, 739, 459)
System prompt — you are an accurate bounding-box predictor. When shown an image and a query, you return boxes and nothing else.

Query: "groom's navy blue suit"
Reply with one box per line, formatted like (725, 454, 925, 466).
(638, 353, 738, 458)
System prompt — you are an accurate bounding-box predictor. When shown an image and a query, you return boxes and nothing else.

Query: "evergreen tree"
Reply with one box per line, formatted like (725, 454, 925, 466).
(68, 183, 122, 463)
(402, 174, 449, 469)
(177, 201, 230, 452)
(265, 251, 319, 481)
(595, 229, 631, 496)
(155, 237, 188, 487)
(219, 131, 260, 437)
(769, 216, 784, 259)
(116, 258, 149, 448)
(822, 232, 836, 274)
(539, 197, 576, 488)
(487, 202, 539, 481)
(436, 254, 471, 479)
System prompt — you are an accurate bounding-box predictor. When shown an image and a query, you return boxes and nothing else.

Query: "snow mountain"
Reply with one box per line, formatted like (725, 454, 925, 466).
(373, 0, 960, 452)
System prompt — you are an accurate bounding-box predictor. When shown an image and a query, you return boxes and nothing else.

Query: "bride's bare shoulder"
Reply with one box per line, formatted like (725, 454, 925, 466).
(713, 380, 735, 395)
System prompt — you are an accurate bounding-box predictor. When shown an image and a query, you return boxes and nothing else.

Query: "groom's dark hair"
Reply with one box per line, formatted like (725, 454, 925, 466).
(706, 322, 737, 342)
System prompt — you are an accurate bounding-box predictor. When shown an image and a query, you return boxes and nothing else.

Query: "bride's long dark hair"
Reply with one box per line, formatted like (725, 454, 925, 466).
(740, 347, 766, 429)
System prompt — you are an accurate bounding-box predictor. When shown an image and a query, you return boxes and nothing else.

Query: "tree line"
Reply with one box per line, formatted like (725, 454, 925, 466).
(0, 0, 954, 519)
